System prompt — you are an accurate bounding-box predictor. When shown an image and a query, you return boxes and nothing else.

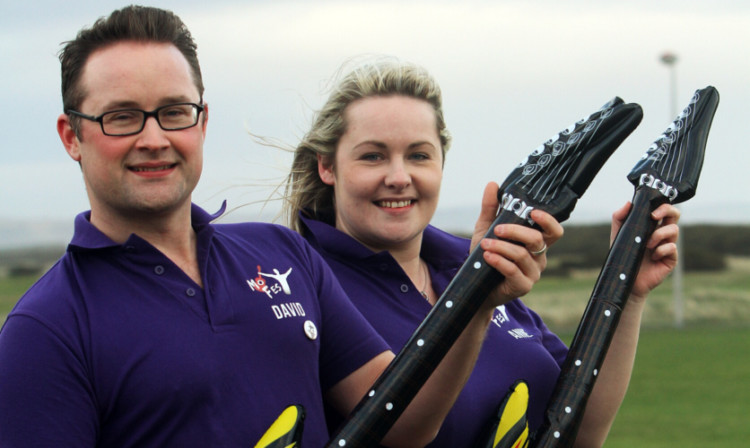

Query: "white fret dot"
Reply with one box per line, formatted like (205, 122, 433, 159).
(386, 403, 394, 411)
(417, 339, 425, 347)
(368, 390, 375, 397)
(565, 406, 572, 414)
(605, 310, 612, 317)
(473, 261, 481, 269)
(620, 273, 626, 280)
(635, 236, 642, 243)
(554, 431, 561, 439)
(445, 301, 454, 308)
(575, 360, 582, 366)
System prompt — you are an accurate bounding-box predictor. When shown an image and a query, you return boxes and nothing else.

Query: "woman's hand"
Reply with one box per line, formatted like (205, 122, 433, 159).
(612, 202, 680, 302)
(471, 182, 564, 307)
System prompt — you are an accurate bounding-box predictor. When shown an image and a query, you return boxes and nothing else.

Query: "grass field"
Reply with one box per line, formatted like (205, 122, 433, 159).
(604, 326, 750, 447)
(0, 274, 39, 325)
(2, 263, 749, 446)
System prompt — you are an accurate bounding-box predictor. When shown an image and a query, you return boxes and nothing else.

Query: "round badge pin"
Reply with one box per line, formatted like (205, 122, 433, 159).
(304, 320, 318, 340)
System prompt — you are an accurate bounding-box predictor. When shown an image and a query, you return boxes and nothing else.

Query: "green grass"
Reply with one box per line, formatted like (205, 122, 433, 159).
(605, 326, 750, 447)
(2, 270, 749, 445)
(530, 256, 750, 331)
(0, 274, 37, 324)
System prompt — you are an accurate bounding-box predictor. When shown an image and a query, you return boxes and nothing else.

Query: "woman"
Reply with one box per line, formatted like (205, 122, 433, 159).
(282, 58, 679, 447)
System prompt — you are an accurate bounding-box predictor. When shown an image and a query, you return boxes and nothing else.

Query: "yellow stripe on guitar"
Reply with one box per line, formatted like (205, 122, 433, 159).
(254, 405, 305, 448)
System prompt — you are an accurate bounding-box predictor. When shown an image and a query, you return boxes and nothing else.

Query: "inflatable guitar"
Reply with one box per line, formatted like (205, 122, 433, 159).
(530, 86, 720, 447)
(486, 86, 720, 448)
(254, 98, 643, 448)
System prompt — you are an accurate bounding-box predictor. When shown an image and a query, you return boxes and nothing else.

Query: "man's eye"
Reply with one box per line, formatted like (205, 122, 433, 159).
(162, 106, 189, 117)
(104, 111, 139, 123)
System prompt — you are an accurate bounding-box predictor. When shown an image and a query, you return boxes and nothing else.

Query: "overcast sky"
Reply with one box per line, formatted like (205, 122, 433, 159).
(2, 0, 748, 238)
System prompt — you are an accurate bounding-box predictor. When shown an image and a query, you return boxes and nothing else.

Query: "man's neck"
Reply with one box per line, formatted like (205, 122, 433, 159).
(90, 204, 203, 287)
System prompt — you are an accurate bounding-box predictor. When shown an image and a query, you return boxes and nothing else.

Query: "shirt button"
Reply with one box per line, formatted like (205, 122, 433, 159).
(400, 284, 409, 293)
(154, 265, 165, 275)
(186, 288, 196, 297)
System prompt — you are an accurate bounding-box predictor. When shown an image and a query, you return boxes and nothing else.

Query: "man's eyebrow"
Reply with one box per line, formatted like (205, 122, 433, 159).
(100, 96, 197, 111)
(99, 100, 140, 111)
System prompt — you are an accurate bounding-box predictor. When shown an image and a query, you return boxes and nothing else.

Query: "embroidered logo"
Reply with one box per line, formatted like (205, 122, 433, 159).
(491, 305, 510, 329)
(507, 328, 534, 339)
(246, 265, 293, 298)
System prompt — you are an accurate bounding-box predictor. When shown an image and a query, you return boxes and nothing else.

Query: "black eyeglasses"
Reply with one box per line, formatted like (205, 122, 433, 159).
(66, 103, 204, 136)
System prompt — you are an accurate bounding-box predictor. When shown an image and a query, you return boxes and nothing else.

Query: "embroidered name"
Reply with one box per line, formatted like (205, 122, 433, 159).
(507, 328, 534, 339)
(271, 302, 307, 319)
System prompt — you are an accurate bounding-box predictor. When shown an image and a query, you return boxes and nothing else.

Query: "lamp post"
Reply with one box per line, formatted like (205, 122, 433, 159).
(660, 51, 684, 328)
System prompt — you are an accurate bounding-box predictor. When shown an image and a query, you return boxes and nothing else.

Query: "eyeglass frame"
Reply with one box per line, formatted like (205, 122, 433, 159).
(65, 102, 205, 136)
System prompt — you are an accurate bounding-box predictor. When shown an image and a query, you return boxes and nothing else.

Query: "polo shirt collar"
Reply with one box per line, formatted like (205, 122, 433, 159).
(300, 211, 375, 261)
(67, 202, 226, 252)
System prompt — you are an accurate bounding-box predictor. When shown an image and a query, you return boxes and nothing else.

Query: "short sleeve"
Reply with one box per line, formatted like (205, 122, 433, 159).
(303, 245, 389, 390)
(0, 314, 98, 447)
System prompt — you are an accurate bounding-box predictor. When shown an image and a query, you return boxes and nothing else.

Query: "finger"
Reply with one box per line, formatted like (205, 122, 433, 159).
(651, 203, 681, 225)
(529, 242, 548, 257)
(491, 223, 546, 257)
(649, 241, 678, 263)
(612, 201, 632, 223)
(481, 237, 544, 278)
(649, 222, 679, 249)
(474, 182, 500, 230)
(482, 249, 537, 296)
(529, 209, 564, 246)
(470, 182, 501, 251)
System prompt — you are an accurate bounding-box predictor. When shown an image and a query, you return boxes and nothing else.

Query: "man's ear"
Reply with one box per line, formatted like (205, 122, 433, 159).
(57, 114, 82, 162)
(200, 102, 209, 138)
(317, 154, 335, 186)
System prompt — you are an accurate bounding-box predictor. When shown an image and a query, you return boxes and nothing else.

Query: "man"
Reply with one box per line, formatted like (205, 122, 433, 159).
(0, 5, 553, 447)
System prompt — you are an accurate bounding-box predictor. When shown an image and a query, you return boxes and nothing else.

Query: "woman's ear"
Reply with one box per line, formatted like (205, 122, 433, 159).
(318, 154, 335, 186)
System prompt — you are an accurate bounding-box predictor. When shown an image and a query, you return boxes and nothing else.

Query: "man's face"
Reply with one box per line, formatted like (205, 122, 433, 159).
(58, 41, 207, 225)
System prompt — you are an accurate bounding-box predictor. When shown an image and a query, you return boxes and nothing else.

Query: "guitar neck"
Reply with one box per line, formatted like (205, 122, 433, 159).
(532, 187, 664, 447)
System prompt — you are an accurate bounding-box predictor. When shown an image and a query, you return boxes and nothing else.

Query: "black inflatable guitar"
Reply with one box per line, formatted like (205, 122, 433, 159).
(480, 86, 720, 448)
(530, 86, 719, 447)
(254, 98, 643, 448)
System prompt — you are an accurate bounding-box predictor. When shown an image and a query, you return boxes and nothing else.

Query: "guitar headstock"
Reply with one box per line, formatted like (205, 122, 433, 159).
(499, 98, 643, 225)
(627, 86, 720, 204)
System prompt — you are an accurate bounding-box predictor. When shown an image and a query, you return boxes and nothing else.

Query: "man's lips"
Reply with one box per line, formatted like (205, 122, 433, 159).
(129, 163, 178, 173)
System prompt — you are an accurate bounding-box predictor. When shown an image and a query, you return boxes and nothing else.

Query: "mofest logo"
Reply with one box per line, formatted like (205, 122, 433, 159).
(246, 265, 293, 299)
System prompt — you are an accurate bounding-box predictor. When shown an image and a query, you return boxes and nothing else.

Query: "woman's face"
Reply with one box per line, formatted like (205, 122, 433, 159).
(318, 95, 443, 252)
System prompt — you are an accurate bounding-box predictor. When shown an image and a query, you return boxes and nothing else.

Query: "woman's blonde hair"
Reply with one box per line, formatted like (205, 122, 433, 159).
(283, 57, 452, 233)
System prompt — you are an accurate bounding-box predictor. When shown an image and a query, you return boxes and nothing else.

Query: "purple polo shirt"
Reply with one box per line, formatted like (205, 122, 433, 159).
(0, 204, 388, 448)
(301, 213, 568, 447)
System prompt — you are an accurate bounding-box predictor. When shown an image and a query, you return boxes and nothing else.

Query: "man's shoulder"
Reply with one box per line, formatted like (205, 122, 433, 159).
(212, 220, 301, 241)
(7, 255, 79, 321)
(209, 221, 315, 258)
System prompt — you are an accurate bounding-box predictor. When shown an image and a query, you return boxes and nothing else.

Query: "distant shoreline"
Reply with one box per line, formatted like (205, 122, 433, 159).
(2, 201, 748, 250)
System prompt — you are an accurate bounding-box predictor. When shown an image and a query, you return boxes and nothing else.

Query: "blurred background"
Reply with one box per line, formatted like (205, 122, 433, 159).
(1, 1, 748, 446)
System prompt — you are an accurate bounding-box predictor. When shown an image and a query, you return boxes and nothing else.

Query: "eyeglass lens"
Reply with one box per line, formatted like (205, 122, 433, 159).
(101, 104, 199, 135)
